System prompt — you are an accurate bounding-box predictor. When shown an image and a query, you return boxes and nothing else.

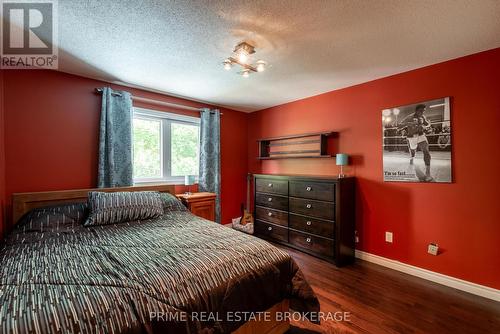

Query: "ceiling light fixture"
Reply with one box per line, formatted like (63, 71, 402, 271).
(222, 41, 267, 77)
(237, 50, 248, 63)
(234, 41, 253, 63)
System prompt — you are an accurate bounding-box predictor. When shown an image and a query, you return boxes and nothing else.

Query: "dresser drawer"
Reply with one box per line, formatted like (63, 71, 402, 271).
(255, 178, 288, 196)
(289, 197, 335, 220)
(289, 180, 335, 202)
(255, 220, 288, 242)
(289, 230, 334, 258)
(255, 193, 288, 211)
(255, 206, 288, 227)
(289, 213, 334, 238)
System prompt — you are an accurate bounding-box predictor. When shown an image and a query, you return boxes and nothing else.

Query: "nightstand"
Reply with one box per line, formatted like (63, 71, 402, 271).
(176, 192, 216, 221)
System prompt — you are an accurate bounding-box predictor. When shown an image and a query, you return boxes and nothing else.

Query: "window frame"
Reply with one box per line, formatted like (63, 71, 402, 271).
(132, 107, 200, 184)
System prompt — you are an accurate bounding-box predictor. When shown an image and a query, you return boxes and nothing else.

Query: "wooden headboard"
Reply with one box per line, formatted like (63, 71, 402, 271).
(12, 184, 176, 225)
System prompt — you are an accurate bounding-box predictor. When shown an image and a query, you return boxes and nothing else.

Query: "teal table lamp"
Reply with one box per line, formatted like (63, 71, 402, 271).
(336, 154, 348, 178)
(184, 175, 196, 195)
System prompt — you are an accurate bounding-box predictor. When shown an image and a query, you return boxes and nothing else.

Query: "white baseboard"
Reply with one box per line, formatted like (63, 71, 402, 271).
(355, 250, 500, 302)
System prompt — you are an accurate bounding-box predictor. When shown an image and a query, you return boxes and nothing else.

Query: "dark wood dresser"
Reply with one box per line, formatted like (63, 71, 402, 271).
(253, 174, 355, 266)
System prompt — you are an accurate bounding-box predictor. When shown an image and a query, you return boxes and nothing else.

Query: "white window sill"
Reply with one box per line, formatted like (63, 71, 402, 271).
(134, 180, 186, 186)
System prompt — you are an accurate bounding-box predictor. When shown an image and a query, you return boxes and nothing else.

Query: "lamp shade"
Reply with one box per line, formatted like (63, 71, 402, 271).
(184, 175, 196, 186)
(336, 154, 348, 166)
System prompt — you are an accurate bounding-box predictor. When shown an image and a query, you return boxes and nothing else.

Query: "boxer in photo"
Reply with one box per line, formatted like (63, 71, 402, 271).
(398, 104, 433, 181)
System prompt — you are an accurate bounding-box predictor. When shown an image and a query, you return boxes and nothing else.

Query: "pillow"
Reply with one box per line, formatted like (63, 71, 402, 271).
(17, 202, 88, 232)
(160, 193, 188, 213)
(84, 191, 163, 227)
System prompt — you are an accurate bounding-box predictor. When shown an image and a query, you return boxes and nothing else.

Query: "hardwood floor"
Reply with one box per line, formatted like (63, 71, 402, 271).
(278, 245, 500, 334)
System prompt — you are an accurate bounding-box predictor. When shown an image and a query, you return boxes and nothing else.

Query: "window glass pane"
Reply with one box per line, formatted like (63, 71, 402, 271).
(171, 122, 199, 176)
(133, 118, 161, 178)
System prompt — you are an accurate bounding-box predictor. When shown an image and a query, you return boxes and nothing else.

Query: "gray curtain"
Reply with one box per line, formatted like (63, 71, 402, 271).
(97, 87, 133, 188)
(199, 109, 221, 223)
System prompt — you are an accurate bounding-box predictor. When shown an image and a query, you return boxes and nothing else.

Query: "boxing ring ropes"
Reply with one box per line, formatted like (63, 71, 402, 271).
(383, 119, 452, 151)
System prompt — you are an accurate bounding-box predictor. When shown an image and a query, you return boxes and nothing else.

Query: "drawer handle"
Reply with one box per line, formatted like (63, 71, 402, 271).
(268, 226, 273, 231)
(268, 212, 273, 217)
(306, 221, 312, 226)
(306, 204, 312, 209)
(306, 237, 311, 243)
(306, 186, 312, 191)
(268, 183, 273, 187)
(268, 197, 273, 202)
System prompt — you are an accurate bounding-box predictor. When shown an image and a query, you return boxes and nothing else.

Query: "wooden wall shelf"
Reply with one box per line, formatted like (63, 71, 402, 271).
(257, 132, 336, 160)
(258, 155, 335, 160)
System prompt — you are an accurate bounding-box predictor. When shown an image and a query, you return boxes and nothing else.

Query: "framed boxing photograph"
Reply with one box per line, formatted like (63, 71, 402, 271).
(382, 97, 452, 183)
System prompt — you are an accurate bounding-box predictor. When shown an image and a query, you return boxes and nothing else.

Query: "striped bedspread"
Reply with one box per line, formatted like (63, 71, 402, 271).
(0, 204, 319, 333)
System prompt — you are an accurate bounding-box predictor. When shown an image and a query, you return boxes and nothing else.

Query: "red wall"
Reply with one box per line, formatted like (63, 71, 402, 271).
(2, 49, 499, 289)
(1, 70, 248, 233)
(248, 48, 500, 289)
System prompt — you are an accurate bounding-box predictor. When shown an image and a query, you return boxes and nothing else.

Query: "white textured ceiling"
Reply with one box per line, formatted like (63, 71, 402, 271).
(56, 0, 500, 112)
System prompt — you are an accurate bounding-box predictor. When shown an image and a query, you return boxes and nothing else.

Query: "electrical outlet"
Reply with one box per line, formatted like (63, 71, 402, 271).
(428, 243, 439, 255)
(355, 230, 359, 243)
(385, 232, 393, 243)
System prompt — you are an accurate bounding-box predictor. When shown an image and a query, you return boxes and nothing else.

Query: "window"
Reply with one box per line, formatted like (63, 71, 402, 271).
(132, 108, 200, 183)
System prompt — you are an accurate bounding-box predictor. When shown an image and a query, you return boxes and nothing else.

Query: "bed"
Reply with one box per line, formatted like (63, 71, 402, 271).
(1, 185, 319, 333)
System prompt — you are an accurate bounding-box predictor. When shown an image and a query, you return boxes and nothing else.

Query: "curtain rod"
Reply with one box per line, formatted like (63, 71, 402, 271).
(95, 88, 222, 114)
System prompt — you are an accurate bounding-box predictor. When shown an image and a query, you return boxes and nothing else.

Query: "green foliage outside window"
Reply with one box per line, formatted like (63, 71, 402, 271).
(133, 116, 199, 179)
(133, 118, 161, 178)
(171, 123, 199, 176)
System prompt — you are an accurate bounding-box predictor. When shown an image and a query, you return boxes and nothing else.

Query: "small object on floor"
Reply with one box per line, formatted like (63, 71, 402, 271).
(240, 209, 254, 226)
(232, 173, 255, 234)
(232, 216, 254, 234)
